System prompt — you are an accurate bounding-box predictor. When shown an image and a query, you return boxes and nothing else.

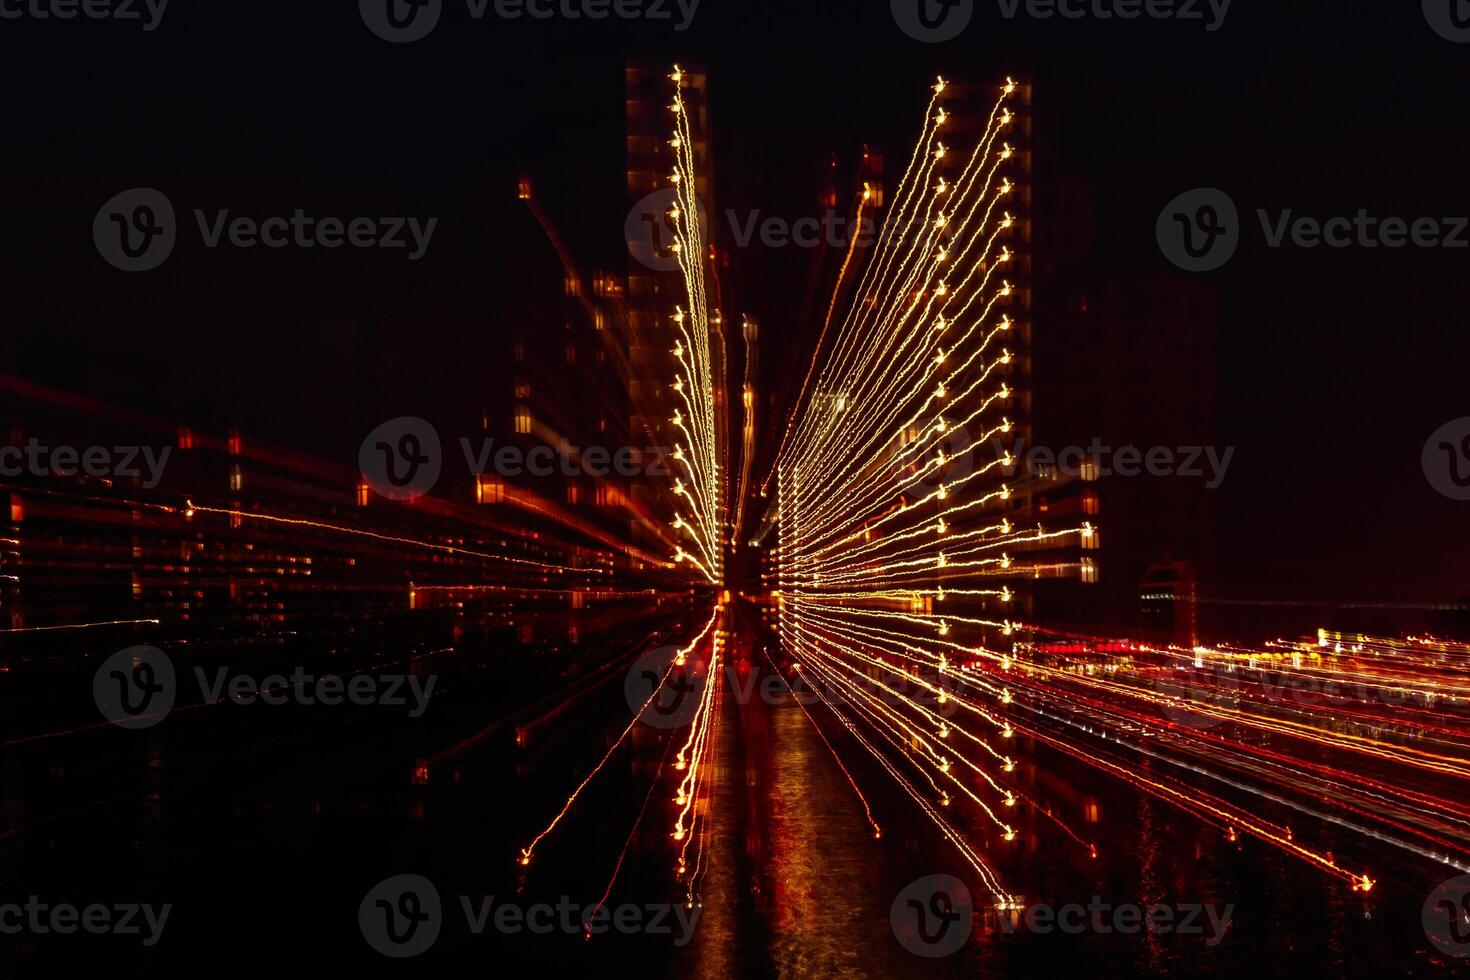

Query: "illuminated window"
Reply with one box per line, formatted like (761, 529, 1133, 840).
(357, 481, 371, 506)
(1082, 493, 1099, 515)
(517, 178, 531, 200)
(229, 465, 242, 491)
(1080, 558, 1098, 584)
(514, 381, 531, 399)
(477, 477, 505, 504)
(564, 276, 580, 297)
(177, 427, 194, 450)
(227, 429, 242, 455)
(514, 410, 532, 435)
(566, 485, 581, 505)
(9, 495, 22, 523)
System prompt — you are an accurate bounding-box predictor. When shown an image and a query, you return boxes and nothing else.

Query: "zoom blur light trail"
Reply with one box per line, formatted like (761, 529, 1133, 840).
(665, 66, 725, 585)
(761, 645, 882, 839)
(758, 75, 1466, 905)
(674, 619, 723, 908)
(769, 76, 1090, 894)
(518, 608, 719, 868)
(183, 500, 598, 576)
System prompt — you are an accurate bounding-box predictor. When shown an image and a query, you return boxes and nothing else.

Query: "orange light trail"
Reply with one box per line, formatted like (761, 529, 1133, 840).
(518, 607, 719, 867)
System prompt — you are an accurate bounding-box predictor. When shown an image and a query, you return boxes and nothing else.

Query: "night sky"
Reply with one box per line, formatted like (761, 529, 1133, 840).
(2, 1, 1466, 604)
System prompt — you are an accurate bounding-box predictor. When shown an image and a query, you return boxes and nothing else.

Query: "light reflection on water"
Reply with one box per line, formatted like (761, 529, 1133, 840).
(0, 637, 1445, 978)
(683, 682, 1420, 980)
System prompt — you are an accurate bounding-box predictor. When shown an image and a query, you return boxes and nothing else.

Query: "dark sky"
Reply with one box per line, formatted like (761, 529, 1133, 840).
(2, 1, 1467, 602)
